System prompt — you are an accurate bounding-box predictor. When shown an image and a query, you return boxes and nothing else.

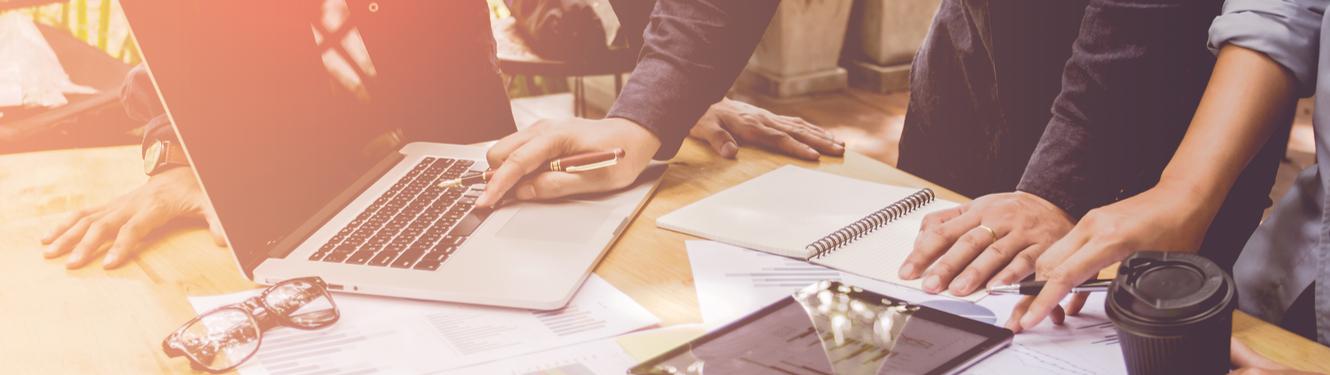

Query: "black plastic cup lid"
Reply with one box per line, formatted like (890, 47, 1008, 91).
(1107, 251, 1236, 332)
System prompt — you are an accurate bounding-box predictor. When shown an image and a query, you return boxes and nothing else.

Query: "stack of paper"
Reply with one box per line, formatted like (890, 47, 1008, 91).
(188, 274, 659, 375)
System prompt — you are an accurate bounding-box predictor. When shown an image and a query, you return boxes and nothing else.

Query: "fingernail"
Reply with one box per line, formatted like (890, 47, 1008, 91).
(951, 275, 971, 293)
(899, 263, 915, 279)
(923, 274, 940, 292)
(805, 146, 818, 156)
(1004, 319, 1022, 333)
(834, 139, 845, 146)
(66, 253, 82, 265)
(720, 142, 737, 157)
(41, 230, 53, 242)
(103, 254, 117, 267)
(516, 185, 536, 200)
(43, 244, 57, 255)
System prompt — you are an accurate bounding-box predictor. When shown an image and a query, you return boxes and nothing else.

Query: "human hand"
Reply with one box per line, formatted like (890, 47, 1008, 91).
(1006, 183, 1214, 332)
(689, 98, 843, 160)
(899, 191, 1075, 296)
(478, 117, 661, 208)
(1230, 337, 1324, 374)
(40, 167, 226, 269)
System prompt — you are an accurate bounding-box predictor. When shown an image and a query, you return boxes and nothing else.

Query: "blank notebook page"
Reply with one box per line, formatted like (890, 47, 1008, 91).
(656, 166, 926, 258)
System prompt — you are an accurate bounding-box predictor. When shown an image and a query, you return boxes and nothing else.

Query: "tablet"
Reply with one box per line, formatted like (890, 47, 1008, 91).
(629, 281, 1012, 375)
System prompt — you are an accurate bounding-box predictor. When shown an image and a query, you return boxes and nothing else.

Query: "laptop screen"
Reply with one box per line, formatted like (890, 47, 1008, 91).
(121, 0, 517, 274)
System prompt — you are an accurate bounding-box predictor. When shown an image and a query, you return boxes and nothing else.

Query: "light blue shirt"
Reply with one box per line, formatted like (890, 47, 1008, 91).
(1210, 0, 1329, 346)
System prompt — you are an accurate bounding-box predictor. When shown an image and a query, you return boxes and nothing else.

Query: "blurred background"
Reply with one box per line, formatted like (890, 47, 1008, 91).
(0, 0, 1314, 219)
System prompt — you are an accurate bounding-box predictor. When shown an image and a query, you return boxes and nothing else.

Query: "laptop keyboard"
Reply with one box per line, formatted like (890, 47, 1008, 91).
(308, 157, 487, 271)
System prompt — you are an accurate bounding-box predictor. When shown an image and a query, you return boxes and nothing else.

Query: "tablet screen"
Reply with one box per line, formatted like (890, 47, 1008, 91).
(630, 281, 1011, 375)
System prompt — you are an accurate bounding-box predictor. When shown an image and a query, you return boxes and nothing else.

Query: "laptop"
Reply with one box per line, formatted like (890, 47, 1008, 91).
(120, 0, 665, 310)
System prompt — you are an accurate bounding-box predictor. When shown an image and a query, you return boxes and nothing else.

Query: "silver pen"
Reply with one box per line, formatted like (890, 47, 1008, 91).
(987, 279, 1113, 295)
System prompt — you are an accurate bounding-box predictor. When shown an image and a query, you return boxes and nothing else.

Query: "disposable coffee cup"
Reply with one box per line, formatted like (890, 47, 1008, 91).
(1105, 251, 1237, 375)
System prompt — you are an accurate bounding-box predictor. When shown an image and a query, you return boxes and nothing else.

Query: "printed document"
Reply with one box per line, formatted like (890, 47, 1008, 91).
(188, 274, 659, 375)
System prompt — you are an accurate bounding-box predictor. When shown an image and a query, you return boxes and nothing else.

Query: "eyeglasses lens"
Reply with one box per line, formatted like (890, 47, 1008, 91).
(264, 280, 337, 328)
(179, 309, 260, 370)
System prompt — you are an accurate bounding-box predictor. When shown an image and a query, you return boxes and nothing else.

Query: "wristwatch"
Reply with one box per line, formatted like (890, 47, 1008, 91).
(143, 140, 191, 175)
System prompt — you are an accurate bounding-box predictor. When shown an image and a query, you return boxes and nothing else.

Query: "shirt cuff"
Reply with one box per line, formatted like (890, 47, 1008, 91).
(1207, 0, 1322, 97)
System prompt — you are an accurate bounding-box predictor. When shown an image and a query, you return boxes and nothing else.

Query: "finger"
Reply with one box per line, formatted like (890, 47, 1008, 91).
(774, 118, 843, 156)
(901, 208, 980, 280)
(42, 207, 99, 245)
(1004, 295, 1036, 334)
(922, 226, 1003, 294)
(1020, 238, 1119, 330)
(770, 127, 821, 160)
(67, 213, 130, 269)
(205, 209, 228, 247)
(1230, 336, 1291, 370)
(988, 244, 1044, 289)
(484, 120, 549, 168)
(509, 167, 625, 202)
(1064, 292, 1090, 316)
(1049, 304, 1067, 325)
(692, 121, 739, 158)
(948, 235, 1029, 295)
(733, 120, 819, 160)
(44, 213, 102, 258)
(103, 214, 164, 269)
(477, 133, 568, 208)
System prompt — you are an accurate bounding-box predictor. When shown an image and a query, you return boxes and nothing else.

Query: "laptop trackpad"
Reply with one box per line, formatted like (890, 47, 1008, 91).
(494, 203, 615, 244)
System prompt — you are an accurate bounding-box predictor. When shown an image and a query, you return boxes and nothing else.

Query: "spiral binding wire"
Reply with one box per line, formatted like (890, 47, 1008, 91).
(805, 188, 935, 260)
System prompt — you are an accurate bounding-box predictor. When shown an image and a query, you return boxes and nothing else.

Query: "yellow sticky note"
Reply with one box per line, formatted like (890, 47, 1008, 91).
(615, 323, 708, 362)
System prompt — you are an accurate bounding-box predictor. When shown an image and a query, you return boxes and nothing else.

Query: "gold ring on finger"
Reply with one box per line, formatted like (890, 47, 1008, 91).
(976, 225, 997, 244)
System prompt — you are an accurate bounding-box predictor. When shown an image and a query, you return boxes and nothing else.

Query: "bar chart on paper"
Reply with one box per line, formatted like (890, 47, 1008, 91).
(186, 275, 659, 375)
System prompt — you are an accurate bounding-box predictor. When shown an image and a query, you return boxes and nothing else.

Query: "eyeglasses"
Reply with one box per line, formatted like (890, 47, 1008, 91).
(162, 277, 340, 373)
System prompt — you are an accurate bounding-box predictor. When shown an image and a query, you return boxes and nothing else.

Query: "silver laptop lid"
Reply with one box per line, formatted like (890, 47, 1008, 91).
(121, 0, 517, 276)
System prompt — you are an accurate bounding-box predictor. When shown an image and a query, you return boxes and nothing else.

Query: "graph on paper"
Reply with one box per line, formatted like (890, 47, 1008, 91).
(535, 304, 609, 337)
(724, 258, 843, 289)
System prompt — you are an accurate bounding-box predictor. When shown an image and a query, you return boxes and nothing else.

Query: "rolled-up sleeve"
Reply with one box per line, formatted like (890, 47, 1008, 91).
(606, 0, 778, 160)
(1208, 0, 1325, 97)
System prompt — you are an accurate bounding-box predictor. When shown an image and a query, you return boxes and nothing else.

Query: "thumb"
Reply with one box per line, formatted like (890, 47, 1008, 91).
(692, 122, 739, 158)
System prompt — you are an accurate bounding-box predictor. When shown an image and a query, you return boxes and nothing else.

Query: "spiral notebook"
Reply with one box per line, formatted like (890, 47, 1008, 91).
(657, 166, 982, 301)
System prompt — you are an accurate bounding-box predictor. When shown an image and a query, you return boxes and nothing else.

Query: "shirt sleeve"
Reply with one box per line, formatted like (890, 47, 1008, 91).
(606, 0, 778, 160)
(1017, 0, 1212, 217)
(1208, 0, 1325, 98)
(121, 63, 178, 157)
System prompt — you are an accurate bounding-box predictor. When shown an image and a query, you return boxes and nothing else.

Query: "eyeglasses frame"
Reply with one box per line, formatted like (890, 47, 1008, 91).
(161, 276, 341, 373)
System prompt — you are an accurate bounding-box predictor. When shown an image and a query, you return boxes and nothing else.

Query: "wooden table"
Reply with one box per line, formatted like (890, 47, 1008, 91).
(1, 140, 1326, 374)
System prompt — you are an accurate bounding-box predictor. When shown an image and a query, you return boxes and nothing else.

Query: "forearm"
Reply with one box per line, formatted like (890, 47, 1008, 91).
(1157, 45, 1297, 219)
(1016, 0, 1213, 218)
(607, 0, 778, 160)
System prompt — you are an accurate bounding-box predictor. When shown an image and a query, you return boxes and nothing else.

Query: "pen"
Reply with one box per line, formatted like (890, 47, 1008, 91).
(986, 279, 1113, 295)
(438, 148, 626, 188)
